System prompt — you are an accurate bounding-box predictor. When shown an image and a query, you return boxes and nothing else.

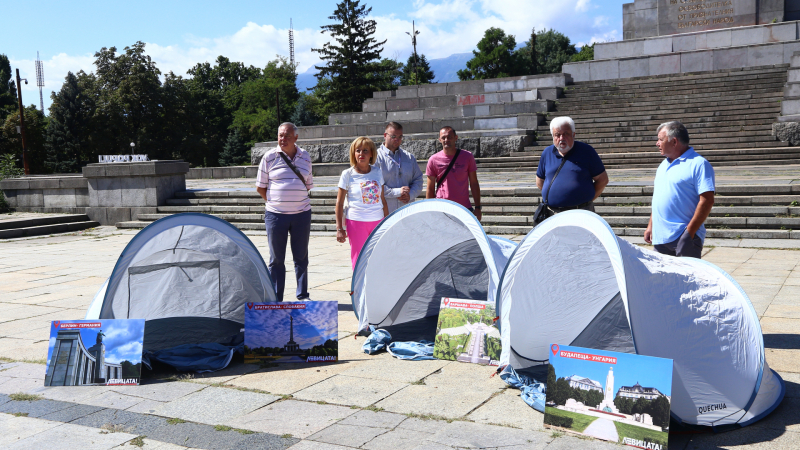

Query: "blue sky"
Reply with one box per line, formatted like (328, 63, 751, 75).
(5, 1, 624, 111)
(245, 302, 338, 349)
(46, 319, 145, 367)
(551, 345, 674, 397)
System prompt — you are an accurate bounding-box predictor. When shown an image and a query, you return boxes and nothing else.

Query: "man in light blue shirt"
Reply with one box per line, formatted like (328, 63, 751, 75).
(645, 121, 715, 258)
(376, 122, 424, 213)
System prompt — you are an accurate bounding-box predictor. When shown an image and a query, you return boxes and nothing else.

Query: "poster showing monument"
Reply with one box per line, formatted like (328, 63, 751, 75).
(244, 301, 338, 364)
(545, 344, 673, 450)
(44, 319, 145, 387)
(433, 297, 501, 366)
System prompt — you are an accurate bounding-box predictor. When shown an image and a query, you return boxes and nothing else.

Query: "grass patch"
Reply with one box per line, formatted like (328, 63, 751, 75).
(613, 421, 668, 447)
(410, 379, 425, 385)
(235, 428, 254, 435)
(9, 393, 42, 402)
(100, 423, 128, 433)
(280, 394, 293, 400)
(214, 425, 233, 432)
(0, 357, 12, 363)
(12, 412, 29, 417)
(129, 436, 145, 447)
(281, 433, 294, 439)
(549, 431, 563, 439)
(166, 418, 187, 425)
(405, 412, 453, 423)
(316, 400, 328, 405)
(364, 405, 384, 412)
(543, 407, 597, 433)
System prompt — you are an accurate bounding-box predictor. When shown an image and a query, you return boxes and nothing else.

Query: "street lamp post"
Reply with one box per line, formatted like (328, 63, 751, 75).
(130, 142, 135, 156)
(15, 69, 30, 175)
(406, 21, 421, 85)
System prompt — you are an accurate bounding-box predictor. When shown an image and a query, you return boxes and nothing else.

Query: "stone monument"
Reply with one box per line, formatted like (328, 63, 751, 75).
(598, 366, 620, 414)
(283, 316, 303, 355)
(623, 0, 790, 39)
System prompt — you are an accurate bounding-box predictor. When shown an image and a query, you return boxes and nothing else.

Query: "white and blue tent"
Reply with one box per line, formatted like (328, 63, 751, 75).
(497, 210, 784, 429)
(86, 213, 275, 370)
(351, 200, 517, 341)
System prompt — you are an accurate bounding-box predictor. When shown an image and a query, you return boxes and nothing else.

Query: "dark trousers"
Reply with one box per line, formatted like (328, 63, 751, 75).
(550, 201, 595, 213)
(264, 210, 312, 301)
(654, 229, 703, 259)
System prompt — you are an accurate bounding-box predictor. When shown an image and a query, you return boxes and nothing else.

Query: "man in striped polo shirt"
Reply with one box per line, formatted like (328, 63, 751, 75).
(256, 122, 314, 301)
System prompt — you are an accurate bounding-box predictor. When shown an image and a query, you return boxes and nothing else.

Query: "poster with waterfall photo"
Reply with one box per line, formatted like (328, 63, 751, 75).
(244, 302, 338, 364)
(433, 297, 500, 366)
(544, 344, 673, 450)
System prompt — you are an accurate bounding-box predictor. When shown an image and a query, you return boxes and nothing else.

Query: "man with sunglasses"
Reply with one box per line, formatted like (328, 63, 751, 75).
(376, 122, 424, 213)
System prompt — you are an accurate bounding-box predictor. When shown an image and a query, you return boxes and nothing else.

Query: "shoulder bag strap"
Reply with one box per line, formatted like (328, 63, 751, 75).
(435, 149, 461, 193)
(278, 151, 309, 191)
(544, 151, 570, 205)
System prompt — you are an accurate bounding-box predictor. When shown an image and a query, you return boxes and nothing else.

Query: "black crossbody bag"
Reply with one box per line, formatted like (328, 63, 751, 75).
(278, 152, 310, 191)
(435, 149, 461, 193)
(532, 152, 569, 226)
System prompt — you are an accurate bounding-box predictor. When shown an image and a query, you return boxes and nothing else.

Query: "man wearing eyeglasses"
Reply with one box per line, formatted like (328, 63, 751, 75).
(376, 122, 424, 213)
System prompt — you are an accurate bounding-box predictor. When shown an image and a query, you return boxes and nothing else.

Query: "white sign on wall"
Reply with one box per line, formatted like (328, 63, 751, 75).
(98, 155, 150, 163)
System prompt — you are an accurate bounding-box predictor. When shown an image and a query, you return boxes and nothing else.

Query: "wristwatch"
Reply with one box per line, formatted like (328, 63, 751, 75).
(337, 227, 345, 231)
(474, 205, 482, 210)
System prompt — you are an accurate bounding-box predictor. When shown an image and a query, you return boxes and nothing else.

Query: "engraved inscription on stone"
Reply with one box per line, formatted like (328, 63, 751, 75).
(658, 0, 759, 36)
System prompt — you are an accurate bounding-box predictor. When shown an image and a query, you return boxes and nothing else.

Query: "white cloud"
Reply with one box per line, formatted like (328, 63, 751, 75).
(576, 0, 592, 13)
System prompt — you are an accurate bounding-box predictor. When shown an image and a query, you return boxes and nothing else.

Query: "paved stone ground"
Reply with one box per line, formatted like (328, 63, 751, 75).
(1, 223, 799, 449)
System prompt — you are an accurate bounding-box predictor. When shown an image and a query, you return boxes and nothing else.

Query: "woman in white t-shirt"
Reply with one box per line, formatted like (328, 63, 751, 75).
(335, 136, 389, 269)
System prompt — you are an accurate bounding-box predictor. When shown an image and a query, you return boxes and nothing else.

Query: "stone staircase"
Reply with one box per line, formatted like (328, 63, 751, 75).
(0, 214, 100, 239)
(116, 185, 800, 239)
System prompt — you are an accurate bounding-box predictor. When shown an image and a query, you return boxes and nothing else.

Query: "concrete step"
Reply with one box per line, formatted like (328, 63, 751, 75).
(0, 220, 100, 239)
(566, 65, 789, 90)
(562, 81, 787, 100)
(0, 214, 95, 230)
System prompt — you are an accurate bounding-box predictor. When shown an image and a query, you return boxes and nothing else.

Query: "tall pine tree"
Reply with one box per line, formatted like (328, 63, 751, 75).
(400, 54, 435, 86)
(311, 0, 386, 113)
(45, 72, 94, 173)
(218, 129, 249, 166)
(457, 28, 525, 80)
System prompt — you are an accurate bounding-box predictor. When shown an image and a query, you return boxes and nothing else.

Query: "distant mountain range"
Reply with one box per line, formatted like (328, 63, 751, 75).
(295, 52, 474, 92)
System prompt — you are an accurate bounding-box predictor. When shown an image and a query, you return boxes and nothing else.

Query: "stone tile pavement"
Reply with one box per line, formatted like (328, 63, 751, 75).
(1, 228, 799, 448)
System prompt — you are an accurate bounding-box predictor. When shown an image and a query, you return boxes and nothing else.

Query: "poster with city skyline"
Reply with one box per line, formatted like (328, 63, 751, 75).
(244, 301, 338, 364)
(433, 297, 501, 366)
(44, 319, 145, 387)
(545, 344, 673, 450)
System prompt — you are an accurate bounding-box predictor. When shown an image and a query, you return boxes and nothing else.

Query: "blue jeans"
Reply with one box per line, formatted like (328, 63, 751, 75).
(264, 210, 312, 301)
(654, 228, 703, 259)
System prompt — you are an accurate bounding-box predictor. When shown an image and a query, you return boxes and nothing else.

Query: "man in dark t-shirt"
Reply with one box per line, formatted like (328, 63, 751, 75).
(536, 116, 609, 212)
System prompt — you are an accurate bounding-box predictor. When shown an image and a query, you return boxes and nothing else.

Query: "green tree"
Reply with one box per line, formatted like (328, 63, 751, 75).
(552, 377, 571, 406)
(290, 92, 324, 126)
(45, 71, 95, 173)
(572, 43, 595, 62)
(369, 58, 403, 92)
(529, 29, 577, 74)
(400, 53, 435, 85)
(648, 395, 671, 428)
(0, 153, 24, 210)
(2, 106, 49, 174)
(311, 0, 386, 113)
(218, 129, 249, 166)
(458, 27, 525, 80)
(0, 54, 17, 117)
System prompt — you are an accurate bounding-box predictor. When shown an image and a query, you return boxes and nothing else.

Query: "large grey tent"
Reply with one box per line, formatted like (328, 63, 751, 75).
(497, 210, 783, 429)
(86, 213, 275, 369)
(352, 200, 516, 341)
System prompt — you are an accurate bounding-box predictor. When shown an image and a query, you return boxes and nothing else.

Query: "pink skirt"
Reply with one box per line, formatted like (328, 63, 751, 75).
(346, 218, 382, 269)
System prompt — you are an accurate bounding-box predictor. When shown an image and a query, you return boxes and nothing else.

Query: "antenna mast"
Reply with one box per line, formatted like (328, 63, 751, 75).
(35, 52, 45, 112)
(289, 19, 295, 71)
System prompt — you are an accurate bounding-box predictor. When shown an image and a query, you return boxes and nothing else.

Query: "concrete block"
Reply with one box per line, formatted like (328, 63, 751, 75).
(16, 190, 44, 208)
(103, 163, 133, 177)
(590, 59, 620, 81)
(784, 41, 800, 64)
(748, 43, 785, 67)
(119, 176, 147, 206)
(372, 90, 394, 98)
(396, 86, 418, 98)
(424, 107, 460, 120)
(488, 104, 504, 115)
(42, 189, 77, 208)
(706, 30, 732, 48)
(511, 90, 534, 102)
(594, 42, 618, 60)
(356, 123, 384, 135)
(420, 96, 456, 109)
(2, 189, 16, 207)
(473, 105, 492, 116)
(516, 114, 543, 129)
(617, 39, 645, 58)
(526, 75, 567, 88)
(681, 50, 713, 73)
(649, 54, 680, 76)
(696, 32, 708, 50)
(385, 98, 419, 111)
(484, 79, 525, 92)
(88, 177, 120, 207)
(562, 62, 591, 82)
(362, 100, 385, 112)
(190, 168, 214, 179)
(789, 68, 800, 82)
(504, 101, 548, 114)
(713, 47, 748, 70)
(212, 166, 246, 179)
(86, 207, 105, 224)
(786, 83, 800, 97)
(81, 165, 105, 178)
(27, 178, 60, 189)
(635, 7, 658, 38)
(433, 118, 474, 133)
(474, 117, 517, 130)
(636, 0, 656, 9)
(765, 22, 797, 42)
(782, 99, 800, 116)
(76, 188, 89, 207)
(105, 207, 132, 225)
(403, 121, 433, 134)
(619, 57, 650, 78)
(129, 207, 157, 220)
(672, 35, 696, 52)
(446, 80, 484, 95)
(300, 126, 324, 138)
(58, 177, 87, 189)
(731, 27, 766, 46)
(417, 84, 447, 97)
(643, 37, 672, 55)
(0, 178, 29, 190)
(245, 166, 258, 178)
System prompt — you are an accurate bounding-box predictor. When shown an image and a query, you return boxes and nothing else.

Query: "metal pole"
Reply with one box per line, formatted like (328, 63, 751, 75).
(276, 90, 281, 124)
(413, 21, 419, 85)
(15, 69, 30, 175)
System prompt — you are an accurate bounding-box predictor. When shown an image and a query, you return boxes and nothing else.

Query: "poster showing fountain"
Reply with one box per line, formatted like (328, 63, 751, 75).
(544, 344, 673, 450)
(433, 297, 500, 366)
(44, 319, 145, 387)
(244, 302, 338, 363)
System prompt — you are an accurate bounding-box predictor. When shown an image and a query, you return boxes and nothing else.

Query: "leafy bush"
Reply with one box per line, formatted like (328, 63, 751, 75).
(544, 414, 573, 428)
(0, 153, 23, 211)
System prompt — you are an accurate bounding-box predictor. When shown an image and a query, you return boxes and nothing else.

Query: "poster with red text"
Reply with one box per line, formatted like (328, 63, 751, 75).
(244, 302, 338, 364)
(45, 319, 145, 386)
(433, 297, 500, 365)
(545, 344, 673, 450)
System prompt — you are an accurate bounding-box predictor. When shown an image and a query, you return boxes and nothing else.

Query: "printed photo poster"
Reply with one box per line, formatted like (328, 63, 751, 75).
(545, 344, 673, 450)
(244, 301, 338, 363)
(433, 297, 500, 366)
(45, 319, 145, 387)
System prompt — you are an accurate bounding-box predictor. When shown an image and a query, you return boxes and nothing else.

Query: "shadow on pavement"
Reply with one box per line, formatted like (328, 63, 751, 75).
(763, 333, 800, 350)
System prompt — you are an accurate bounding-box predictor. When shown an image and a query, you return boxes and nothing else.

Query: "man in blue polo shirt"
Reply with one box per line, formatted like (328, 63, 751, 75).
(644, 121, 715, 258)
(536, 116, 609, 213)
